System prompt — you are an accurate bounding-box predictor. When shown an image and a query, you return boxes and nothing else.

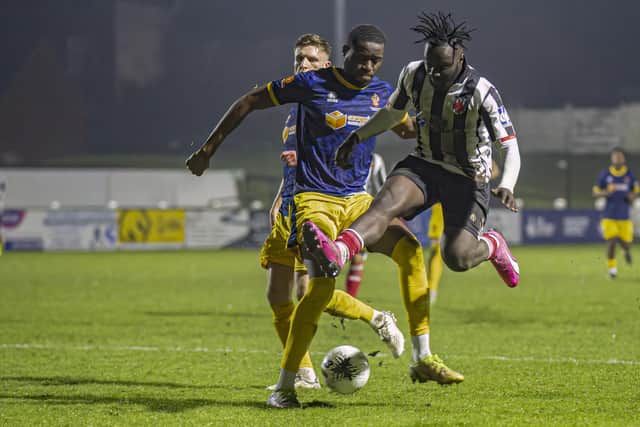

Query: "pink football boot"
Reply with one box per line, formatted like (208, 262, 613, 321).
(483, 230, 519, 287)
(301, 221, 344, 277)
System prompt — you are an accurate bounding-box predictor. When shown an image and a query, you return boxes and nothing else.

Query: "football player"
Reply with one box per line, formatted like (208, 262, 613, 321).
(593, 147, 639, 277)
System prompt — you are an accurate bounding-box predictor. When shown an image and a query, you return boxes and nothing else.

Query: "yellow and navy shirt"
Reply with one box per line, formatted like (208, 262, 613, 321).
(594, 165, 639, 220)
(267, 67, 395, 197)
(279, 107, 297, 215)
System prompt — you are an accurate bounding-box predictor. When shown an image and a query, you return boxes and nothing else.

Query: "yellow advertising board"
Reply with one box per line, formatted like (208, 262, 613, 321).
(118, 209, 185, 244)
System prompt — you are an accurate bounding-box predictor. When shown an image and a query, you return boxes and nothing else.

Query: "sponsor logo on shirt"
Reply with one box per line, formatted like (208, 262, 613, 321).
(325, 111, 369, 129)
(498, 106, 511, 126)
(326, 111, 347, 129)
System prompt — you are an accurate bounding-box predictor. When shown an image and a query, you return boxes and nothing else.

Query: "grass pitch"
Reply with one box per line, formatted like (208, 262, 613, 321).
(0, 246, 638, 426)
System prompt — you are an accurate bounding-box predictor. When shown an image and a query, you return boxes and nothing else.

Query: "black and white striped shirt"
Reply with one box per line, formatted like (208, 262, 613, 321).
(389, 60, 518, 184)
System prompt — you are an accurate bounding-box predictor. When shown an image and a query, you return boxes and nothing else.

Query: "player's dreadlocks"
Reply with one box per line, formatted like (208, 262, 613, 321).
(347, 24, 386, 47)
(411, 12, 474, 48)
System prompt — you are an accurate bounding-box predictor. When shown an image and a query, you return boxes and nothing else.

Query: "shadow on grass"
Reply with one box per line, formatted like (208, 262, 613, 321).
(0, 376, 265, 391)
(440, 305, 535, 325)
(143, 311, 269, 319)
(0, 393, 266, 412)
(0, 393, 416, 412)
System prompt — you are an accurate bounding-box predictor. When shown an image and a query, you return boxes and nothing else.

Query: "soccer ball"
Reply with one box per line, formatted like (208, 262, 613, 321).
(321, 345, 370, 394)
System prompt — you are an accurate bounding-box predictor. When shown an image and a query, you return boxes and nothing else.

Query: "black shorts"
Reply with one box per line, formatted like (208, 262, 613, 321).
(388, 155, 490, 237)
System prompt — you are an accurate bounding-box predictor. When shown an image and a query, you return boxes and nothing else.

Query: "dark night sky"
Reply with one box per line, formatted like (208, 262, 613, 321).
(1, 0, 639, 156)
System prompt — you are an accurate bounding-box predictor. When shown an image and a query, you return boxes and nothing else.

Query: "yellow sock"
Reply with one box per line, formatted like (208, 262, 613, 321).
(427, 243, 443, 293)
(324, 289, 374, 322)
(271, 301, 313, 369)
(607, 259, 617, 269)
(391, 235, 430, 336)
(281, 277, 335, 372)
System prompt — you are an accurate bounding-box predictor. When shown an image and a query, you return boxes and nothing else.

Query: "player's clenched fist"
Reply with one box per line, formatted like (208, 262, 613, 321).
(335, 133, 359, 169)
(186, 148, 210, 176)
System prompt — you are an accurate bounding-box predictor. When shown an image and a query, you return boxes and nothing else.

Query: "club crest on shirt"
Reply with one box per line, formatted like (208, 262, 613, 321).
(371, 93, 380, 108)
(453, 97, 468, 115)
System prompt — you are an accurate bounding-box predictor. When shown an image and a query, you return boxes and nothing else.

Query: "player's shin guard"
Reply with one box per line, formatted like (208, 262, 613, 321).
(391, 236, 430, 336)
(324, 289, 374, 322)
(281, 277, 335, 372)
(271, 302, 314, 369)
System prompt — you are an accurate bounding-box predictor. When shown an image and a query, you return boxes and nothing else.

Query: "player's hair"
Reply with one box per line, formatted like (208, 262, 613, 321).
(411, 11, 474, 48)
(295, 33, 332, 56)
(347, 24, 386, 47)
(611, 147, 626, 155)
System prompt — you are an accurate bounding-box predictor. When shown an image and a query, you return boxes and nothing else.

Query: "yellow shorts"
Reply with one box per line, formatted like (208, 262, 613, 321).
(428, 203, 444, 240)
(601, 219, 634, 243)
(260, 210, 297, 269)
(292, 192, 373, 242)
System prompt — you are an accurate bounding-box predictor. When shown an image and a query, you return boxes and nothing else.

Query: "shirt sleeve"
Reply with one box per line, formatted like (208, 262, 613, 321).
(594, 171, 607, 191)
(387, 65, 412, 112)
(281, 107, 297, 152)
(267, 72, 315, 106)
(480, 84, 518, 148)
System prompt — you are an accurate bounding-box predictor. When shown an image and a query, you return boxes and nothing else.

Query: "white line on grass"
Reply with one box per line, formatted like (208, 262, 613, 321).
(1, 343, 639, 366)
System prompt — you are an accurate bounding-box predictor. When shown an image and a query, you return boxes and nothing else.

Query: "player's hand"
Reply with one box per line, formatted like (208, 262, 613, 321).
(491, 187, 519, 212)
(280, 150, 297, 167)
(335, 133, 359, 169)
(186, 147, 210, 176)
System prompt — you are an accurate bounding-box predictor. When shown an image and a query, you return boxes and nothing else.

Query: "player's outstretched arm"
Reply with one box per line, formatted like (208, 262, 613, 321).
(391, 115, 416, 139)
(492, 141, 520, 212)
(336, 108, 409, 169)
(186, 86, 275, 176)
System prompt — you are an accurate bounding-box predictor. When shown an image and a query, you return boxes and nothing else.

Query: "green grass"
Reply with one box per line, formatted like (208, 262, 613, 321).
(1, 246, 639, 426)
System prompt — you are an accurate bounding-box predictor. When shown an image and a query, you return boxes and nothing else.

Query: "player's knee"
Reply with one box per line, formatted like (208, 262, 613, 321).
(442, 246, 473, 272)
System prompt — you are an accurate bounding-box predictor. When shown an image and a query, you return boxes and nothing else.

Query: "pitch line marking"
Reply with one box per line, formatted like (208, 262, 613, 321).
(1, 343, 639, 366)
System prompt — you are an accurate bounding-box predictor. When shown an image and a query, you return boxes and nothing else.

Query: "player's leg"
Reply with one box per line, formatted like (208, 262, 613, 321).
(260, 213, 318, 389)
(619, 220, 633, 266)
(426, 203, 444, 305)
(293, 260, 309, 301)
(601, 219, 618, 277)
(300, 173, 426, 276)
(273, 193, 343, 400)
(367, 221, 463, 384)
(439, 174, 519, 287)
(295, 214, 403, 356)
(345, 252, 367, 297)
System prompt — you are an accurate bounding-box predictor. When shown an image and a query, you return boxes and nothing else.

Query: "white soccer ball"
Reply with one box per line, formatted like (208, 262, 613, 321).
(321, 345, 370, 394)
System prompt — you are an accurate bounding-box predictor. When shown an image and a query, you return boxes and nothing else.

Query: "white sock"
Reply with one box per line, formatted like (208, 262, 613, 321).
(430, 290, 438, 306)
(411, 334, 431, 362)
(479, 235, 496, 259)
(275, 368, 296, 391)
(297, 367, 317, 381)
(336, 241, 350, 265)
(369, 310, 383, 328)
